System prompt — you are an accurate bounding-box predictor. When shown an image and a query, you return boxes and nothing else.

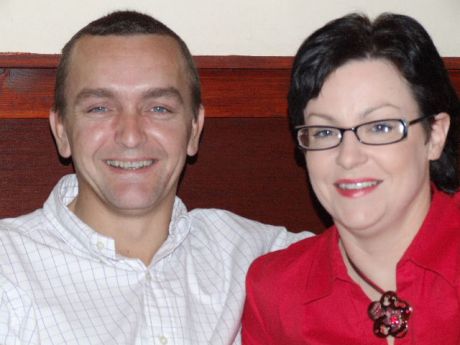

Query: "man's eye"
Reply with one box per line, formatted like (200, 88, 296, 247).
(151, 106, 170, 113)
(88, 106, 108, 113)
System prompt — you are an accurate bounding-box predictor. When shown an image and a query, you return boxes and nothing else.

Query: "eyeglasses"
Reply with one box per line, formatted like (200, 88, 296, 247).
(295, 114, 434, 151)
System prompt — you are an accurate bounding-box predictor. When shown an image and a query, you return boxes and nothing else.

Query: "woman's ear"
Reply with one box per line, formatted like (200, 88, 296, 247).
(428, 112, 450, 160)
(49, 110, 72, 158)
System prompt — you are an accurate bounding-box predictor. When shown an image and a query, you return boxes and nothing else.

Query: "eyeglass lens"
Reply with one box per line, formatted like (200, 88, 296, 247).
(298, 119, 407, 150)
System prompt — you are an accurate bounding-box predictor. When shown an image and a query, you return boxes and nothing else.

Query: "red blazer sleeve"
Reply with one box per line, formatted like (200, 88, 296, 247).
(241, 261, 274, 345)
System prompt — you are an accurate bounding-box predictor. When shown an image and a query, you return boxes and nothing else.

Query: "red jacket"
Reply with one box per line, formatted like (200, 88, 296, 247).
(242, 189, 460, 344)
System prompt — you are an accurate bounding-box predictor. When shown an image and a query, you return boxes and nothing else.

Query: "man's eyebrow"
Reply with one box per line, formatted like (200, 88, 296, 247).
(73, 87, 184, 105)
(142, 87, 184, 104)
(74, 88, 114, 104)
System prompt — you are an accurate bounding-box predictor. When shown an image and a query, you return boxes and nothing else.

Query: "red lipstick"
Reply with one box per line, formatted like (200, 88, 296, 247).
(334, 179, 382, 198)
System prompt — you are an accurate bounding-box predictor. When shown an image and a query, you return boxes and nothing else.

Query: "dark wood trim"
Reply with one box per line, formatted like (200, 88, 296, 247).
(0, 53, 60, 68)
(196, 56, 294, 69)
(1, 54, 459, 119)
(0, 53, 457, 69)
(0, 53, 294, 69)
(443, 57, 460, 70)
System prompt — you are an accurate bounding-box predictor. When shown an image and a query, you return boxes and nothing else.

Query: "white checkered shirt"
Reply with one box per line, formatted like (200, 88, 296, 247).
(0, 174, 311, 345)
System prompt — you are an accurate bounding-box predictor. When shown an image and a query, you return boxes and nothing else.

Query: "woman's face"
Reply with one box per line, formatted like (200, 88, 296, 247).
(303, 59, 447, 238)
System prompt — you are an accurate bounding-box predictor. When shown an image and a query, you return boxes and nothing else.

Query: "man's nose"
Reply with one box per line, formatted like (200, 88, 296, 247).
(115, 112, 147, 148)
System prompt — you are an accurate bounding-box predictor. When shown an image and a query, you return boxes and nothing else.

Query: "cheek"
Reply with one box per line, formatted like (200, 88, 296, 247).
(383, 139, 429, 175)
(305, 153, 332, 193)
(153, 122, 191, 151)
(306, 153, 331, 177)
(68, 123, 109, 156)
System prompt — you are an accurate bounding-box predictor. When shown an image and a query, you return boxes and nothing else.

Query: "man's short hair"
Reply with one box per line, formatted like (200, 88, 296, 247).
(53, 10, 202, 117)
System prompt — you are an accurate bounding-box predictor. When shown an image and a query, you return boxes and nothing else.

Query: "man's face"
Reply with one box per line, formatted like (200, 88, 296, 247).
(50, 34, 204, 217)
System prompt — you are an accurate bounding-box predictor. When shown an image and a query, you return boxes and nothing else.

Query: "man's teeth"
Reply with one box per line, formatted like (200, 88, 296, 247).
(106, 160, 153, 170)
(337, 181, 380, 190)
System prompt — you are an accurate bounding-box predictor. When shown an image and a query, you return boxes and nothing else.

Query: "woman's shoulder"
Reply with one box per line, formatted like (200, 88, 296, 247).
(454, 191, 460, 207)
(434, 189, 460, 224)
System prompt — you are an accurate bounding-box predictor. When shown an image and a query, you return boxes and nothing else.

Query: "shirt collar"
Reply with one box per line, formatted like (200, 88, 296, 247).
(302, 188, 460, 303)
(302, 228, 342, 304)
(44, 174, 99, 257)
(44, 174, 192, 264)
(151, 197, 191, 264)
(400, 188, 460, 284)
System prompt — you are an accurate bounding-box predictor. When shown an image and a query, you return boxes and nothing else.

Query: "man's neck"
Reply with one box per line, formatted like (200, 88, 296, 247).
(68, 196, 174, 266)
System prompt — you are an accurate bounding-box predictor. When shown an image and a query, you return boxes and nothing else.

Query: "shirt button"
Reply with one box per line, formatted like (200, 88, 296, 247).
(145, 271, 152, 280)
(159, 335, 168, 344)
(96, 241, 105, 251)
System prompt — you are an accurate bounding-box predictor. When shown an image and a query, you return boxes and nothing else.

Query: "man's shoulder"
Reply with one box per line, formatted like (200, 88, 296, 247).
(189, 208, 282, 232)
(0, 208, 46, 236)
(0, 208, 53, 259)
(186, 207, 313, 255)
(248, 229, 328, 281)
(0, 272, 38, 344)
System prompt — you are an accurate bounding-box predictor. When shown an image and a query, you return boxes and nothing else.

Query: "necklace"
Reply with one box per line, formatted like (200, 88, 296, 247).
(345, 253, 413, 338)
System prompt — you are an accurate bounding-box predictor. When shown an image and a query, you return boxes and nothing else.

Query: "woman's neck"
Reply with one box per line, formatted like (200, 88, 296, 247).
(337, 186, 432, 291)
(339, 237, 397, 295)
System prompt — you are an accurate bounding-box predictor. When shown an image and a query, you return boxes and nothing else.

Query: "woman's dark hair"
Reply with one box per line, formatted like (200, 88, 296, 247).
(288, 13, 460, 193)
(54, 10, 201, 117)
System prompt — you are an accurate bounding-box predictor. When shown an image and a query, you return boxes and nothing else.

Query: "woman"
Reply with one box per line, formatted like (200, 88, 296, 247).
(242, 13, 460, 344)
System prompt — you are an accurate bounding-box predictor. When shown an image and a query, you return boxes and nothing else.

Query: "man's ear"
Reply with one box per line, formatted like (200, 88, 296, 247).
(428, 112, 450, 161)
(49, 110, 72, 158)
(187, 105, 205, 156)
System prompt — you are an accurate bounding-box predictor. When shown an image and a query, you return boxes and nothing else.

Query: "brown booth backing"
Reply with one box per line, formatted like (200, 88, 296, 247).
(0, 55, 459, 233)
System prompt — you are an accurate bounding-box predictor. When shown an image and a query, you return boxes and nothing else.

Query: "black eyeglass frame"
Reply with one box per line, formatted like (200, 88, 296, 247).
(295, 114, 435, 151)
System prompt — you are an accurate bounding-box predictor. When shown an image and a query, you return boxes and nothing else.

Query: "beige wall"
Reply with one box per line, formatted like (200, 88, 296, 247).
(1, 0, 459, 56)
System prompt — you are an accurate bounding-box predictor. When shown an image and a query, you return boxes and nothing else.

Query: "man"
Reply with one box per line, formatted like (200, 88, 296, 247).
(0, 10, 311, 345)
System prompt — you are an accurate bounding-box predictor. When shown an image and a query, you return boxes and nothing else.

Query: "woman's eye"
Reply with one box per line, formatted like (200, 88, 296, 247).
(371, 122, 393, 133)
(312, 128, 336, 138)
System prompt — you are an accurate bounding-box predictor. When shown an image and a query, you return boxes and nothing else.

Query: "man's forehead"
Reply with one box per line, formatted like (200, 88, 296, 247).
(66, 34, 187, 84)
(63, 34, 193, 107)
(70, 33, 183, 60)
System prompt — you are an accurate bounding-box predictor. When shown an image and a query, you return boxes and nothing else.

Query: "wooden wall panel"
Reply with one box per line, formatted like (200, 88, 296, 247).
(0, 68, 56, 118)
(0, 54, 458, 234)
(180, 117, 331, 232)
(445, 58, 460, 97)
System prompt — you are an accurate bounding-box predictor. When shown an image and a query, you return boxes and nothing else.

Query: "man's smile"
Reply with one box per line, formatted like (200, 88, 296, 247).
(105, 159, 155, 170)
